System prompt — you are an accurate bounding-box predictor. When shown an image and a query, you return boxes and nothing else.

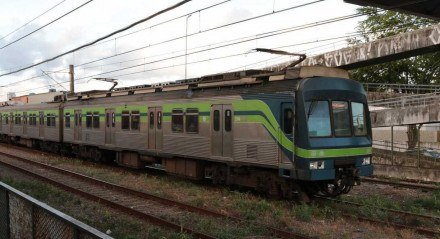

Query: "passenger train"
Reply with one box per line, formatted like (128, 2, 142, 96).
(0, 66, 373, 199)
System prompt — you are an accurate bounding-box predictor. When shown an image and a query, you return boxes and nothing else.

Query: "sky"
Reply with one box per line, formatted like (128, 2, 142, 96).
(0, 0, 365, 100)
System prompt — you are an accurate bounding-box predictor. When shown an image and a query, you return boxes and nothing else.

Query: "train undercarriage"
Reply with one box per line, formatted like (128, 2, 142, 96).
(2, 136, 357, 201)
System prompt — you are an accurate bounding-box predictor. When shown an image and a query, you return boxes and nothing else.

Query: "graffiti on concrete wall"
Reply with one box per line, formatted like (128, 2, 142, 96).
(297, 23, 440, 69)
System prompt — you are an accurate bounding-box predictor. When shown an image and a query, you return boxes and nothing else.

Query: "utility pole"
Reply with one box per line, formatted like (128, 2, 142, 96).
(69, 64, 74, 94)
(185, 14, 192, 80)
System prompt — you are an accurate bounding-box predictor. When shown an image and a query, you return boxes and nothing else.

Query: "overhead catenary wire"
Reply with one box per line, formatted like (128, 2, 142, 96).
(0, 0, 231, 74)
(2, 6, 404, 89)
(0, 0, 324, 79)
(0, 0, 193, 78)
(0, 11, 367, 88)
(1, 35, 362, 97)
(0, 0, 94, 50)
(0, 0, 67, 41)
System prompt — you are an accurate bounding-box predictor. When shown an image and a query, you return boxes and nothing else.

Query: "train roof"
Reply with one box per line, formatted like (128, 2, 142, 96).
(66, 66, 349, 101)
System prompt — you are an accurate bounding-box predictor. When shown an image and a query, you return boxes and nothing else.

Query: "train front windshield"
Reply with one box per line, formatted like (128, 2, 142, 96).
(305, 100, 368, 138)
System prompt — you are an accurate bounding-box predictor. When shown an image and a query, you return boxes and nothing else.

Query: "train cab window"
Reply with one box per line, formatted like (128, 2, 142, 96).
(225, 110, 232, 132)
(93, 112, 100, 129)
(332, 101, 351, 137)
(131, 111, 140, 130)
(171, 109, 183, 133)
(121, 111, 130, 130)
(65, 113, 71, 128)
(157, 111, 162, 129)
(213, 110, 220, 131)
(149, 112, 154, 129)
(351, 102, 367, 136)
(283, 108, 293, 134)
(86, 112, 92, 128)
(305, 101, 331, 137)
(185, 109, 198, 133)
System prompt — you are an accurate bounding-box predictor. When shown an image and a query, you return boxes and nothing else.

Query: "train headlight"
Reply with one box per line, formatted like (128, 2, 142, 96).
(362, 157, 371, 165)
(309, 161, 325, 170)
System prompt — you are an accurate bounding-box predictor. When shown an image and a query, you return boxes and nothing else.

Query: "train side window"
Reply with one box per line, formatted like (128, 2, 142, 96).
(52, 114, 56, 127)
(23, 113, 27, 125)
(65, 113, 71, 128)
(121, 111, 130, 130)
(213, 110, 220, 131)
(225, 110, 232, 132)
(283, 108, 293, 134)
(171, 109, 184, 133)
(74, 113, 78, 126)
(86, 112, 92, 128)
(112, 112, 115, 127)
(149, 112, 154, 129)
(131, 111, 140, 130)
(5, 114, 9, 125)
(106, 113, 110, 127)
(351, 102, 367, 136)
(157, 111, 162, 129)
(185, 109, 198, 133)
(93, 112, 100, 129)
(79, 113, 82, 126)
(46, 114, 51, 127)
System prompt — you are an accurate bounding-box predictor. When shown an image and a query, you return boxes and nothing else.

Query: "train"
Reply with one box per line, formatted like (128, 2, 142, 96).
(0, 66, 373, 200)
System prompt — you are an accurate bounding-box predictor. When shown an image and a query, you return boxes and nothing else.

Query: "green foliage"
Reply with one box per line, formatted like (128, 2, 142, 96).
(349, 7, 440, 84)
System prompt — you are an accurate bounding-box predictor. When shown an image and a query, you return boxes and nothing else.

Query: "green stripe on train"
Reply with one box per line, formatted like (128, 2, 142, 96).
(295, 147, 372, 158)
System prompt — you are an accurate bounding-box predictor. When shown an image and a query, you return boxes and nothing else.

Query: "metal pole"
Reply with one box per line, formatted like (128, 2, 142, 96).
(391, 126, 394, 165)
(185, 14, 192, 80)
(69, 65, 74, 94)
(417, 124, 423, 168)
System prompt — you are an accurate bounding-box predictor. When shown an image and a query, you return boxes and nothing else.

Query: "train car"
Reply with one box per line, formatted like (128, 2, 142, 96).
(0, 103, 63, 150)
(0, 66, 373, 199)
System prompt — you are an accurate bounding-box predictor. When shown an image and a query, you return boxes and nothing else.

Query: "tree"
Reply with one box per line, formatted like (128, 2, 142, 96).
(349, 7, 440, 85)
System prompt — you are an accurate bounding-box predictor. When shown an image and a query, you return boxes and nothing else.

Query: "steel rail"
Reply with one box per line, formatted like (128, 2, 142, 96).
(362, 177, 439, 192)
(0, 153, 215, 239)
(316, 196, 440, 237)
(0, 147, 312, 239)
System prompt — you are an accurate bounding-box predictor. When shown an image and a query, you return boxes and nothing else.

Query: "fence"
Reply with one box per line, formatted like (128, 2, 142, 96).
(368, 91, 440, 109)
(363, 82, 440, 94)
(0, 181, 112, 239)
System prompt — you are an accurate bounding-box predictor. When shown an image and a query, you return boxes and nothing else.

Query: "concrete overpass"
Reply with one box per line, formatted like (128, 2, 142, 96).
(344, 0, 440, 20)
(265, 23, 440, 71)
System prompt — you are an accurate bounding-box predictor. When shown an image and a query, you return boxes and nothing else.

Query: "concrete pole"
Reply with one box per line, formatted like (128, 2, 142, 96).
(69, 65, 74, 94)
(391, 125, 394, 165)
(185, 14, 192, 80)
(417, 124, 423, 168)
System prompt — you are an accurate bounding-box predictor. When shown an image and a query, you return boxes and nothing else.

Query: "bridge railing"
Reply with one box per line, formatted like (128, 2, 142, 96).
(363, 82, 440, 94)
(0, 181, 112, 239)
(368, 91, 440, 109)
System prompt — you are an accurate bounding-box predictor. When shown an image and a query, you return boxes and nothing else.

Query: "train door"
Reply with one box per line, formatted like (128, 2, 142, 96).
(148, 107, 163, 150)
(211, 104, 233, 158)
(105, 109, 115, 144)
(23, 112, 27, 135)
(280, 102, 294, 164)
(74, 110, 82, 141)
(38, 111, 44, 138)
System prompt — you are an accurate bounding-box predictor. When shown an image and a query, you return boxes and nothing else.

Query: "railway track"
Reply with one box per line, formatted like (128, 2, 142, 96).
(0, 149, 312, 239)
(362, 177, 439, 192)
(316, 196, 440, 238)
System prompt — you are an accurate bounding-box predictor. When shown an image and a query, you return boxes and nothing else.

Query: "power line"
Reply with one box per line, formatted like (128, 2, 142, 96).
(0, 0, 94, 50)
(74, 13, 364, 80)
(75, 0, 326, 68)
(0, 38, 351, 96)
(0, 0, 67, 41)
(0, 0, 192, 78)
(0, 11, 364, 87)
